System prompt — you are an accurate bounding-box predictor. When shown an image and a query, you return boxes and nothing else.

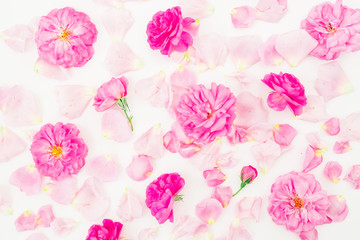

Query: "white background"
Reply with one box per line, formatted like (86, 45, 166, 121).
(1, 0, 360, 239)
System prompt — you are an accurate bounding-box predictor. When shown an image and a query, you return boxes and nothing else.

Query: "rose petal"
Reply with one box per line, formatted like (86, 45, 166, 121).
(324, 161, 342, 184)
(134, 124, 164, 159)
(34, 58, 70, 81)
(195, 198, 223, 224)
(258, 35, 284, 65)
(0, 185, 12, 215)
(102, 109, 132, 142)
(55, 85, 94, 119)
(298, 95, 327, 122)
(275, 30, 318, 67)
(237, 197, 262, 222)
(256, 0, 287, 22)
(105, 42, 142, 76)
(231, 7, 256, 28)
(44, 176, 77, 205)
(117, 189, 143, 222)
(323, 118, 340, 136)
(299, 229, 318, 240)
(15, 211, 37, 232)
(9, 165, 42, 195)
(333, 141, 352, 154)
(37, 205, 55, 227)
(326, 195, 348, 222)
(212, 186, 232, 208)
(179, 0, 214, 19)
(273, 124, 297, 146)
(85, 155, 120, 182)
(171, 215, 209, 239)
(339, 112, 360, 141)
(51, 218, 77, 236)
(228, 36, 263, 70)
(126, 155, 153, 181)
(203, 167, 226, 187)
(251, 140, 281, 173)
(0, 127, 26, 162)
(302, 145, 323, 173)
(345, 164, 360, 189)
(102, 8, 134, 41)
(1, 24, 33, 52)
(163, 130, 181, 153)
(26, 233, 49, 240)
(228, 218, 253, 240)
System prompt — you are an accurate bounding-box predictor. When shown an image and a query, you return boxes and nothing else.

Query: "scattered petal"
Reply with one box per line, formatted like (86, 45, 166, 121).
(326, 195, 348, 222)
(171, 215, 209, 239)
(102, 8, 134, 41)
(163, 130, 181, 153)
(228, 36, 263, 70)
(117, 189, 143, 222)
(179, 0, 214, 19)
(51, 218, 77, 236)
(34, 58, 70, 81)
(251, 140, 281, 173)
(44, 177, 77, 205)
(228, 217, 253, 240)
(134, 124, 164, 159)
(203, 167, 226, 187)
(126, 155, 153, 181)
(302, 145, 323, 173)
(85, 155, 119, 182)
(0, 127, 26, 162)
(195, 198, 223, 224)
(324, 161, 342, 184)
(15, 211, 37, 232)
(237, 197, 262, 222)
(102, 109, 132, 142)
(344, 164, 360, 189)
(256, 0, 287, 22)
(212, 186, 232, 208)
(1, 24, 33, 52)
(323, 118, 340, 136)
(333, 141, 351, 154)
(26, 233, 49, 240)
(138, 227, 159, 240)
(339, 112, 360, 141)
(9, 165, 42, 195)
(37, 205, 55, 227)
(258, 35, 284, 65)
(298, 95, 327, 122)
(299, 229, 318, 240)
(231, 7, 256, 28)
(273, 124, 297, 146)
(0, 185, 12, 215)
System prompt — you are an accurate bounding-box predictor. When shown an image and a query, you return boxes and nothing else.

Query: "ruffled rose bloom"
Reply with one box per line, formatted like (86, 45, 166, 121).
(30, 122, 88, 180)
(176, 83, 236, 144)
(262, 73, 307, 116)
(145, 173, 185, 224)
(86, 219, 123, 240)
(35, 7, 97, 68)
(301, 0, 360, 60)
(94, 77, 128, 112)
(268, 171, 330, 233)
(146, 6, 195, 56)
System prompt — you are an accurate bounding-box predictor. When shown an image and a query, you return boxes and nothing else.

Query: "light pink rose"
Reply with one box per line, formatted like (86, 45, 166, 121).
(35, 7, 97, 68)
(30, 122, 88, 180)
(176, 83, 236, 144)
(268, 171, 330, 233)
(145, 173, 185, 224)
(94, 77, 128, 112)
(86, 219, 123, 240)
(262, 72, 307, 116)
(301, 0, 360, 60)
(146, 6, 195, 56)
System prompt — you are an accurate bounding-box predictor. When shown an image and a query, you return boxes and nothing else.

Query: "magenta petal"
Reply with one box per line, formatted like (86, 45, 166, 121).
(0, 127, 26, 162)
(15, 211, 38, 232)
(237, 197, 262, 222)
(117, 189, 143, 222)
(231, 6, 256, 28)
(1, 24, 34, 52)
(324, 161, 342, 184)
(134, 124, 164, 159)
(126, 155, 153, 181)
(195, 198, 223, 224)
(85, 155, 119, 182)
(326, 195, 348, 222)
(37, 205, 55, 227)
(9, 165, 42, 195)
(302, 145, 323, 173)
(267, 92, 287, 111)
(44, 177, 77, 205)
(72, 178, 110, 221)
(102, 109, 132, 142)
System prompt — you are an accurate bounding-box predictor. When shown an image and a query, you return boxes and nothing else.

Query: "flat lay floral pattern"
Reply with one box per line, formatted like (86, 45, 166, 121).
(1, 0, 360, 239)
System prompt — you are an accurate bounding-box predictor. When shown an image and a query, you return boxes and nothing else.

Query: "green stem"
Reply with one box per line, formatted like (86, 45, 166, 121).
(232, 182, 247, 197)
(116, 98, 133, 131)
(174, 195, 183, 201)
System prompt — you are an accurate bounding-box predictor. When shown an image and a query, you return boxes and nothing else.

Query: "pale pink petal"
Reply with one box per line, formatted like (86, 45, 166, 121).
(0, 185, 13, 215)
(92, 0, 123, 8)
(273, 124, 297, 146)
(117, 188, 143, 222)
(195, 198, 223, 224)
(275, 30, 318, 67)
(138, 227, 159, 240)
(302, 145, 323, 173)
(316, 62, 353, 101)
(163, 130, 181, 153)
(26, 233, 49, 240)
(227, 125, 250, 144)
(105, 42, 142, 76)
(344, 164, 360, 189)
(299, 229, 318, 240)
(212, 186, 233, 208)
(44, 177, 77, 205)
(15, 211, 37, 232)
(323, 118, 340, 136)
(0, 86, 42, 127)
(326, 195, 348, 222)
(179, 0, 214, 19)
(126, 155, 153, 181)
(71, 178, 110, 221)
(237, 197, 262, 222)
(55, 85, 94, 119)
(51, 218, 77, 236)
(228, 36, 263, 70)
(258, 35, 284, 65)
(194, 33, 228, 71)
(102, 8, 134, 41)
(85, 155, 119, 182)
(192, 138, 222, 171)
(247, 124, 273, 142)
(9, 165, 42, 195)
(203, 167, 226, 187)
(169, 46, 197, 65)
(215, 152, 240, 169)
(179, 142, 202, 158)
(171, 215, 209, 239)
(102, 109, 132, 142)
(135, 71, 170, 108)
(34, 58, 70, 81)
(333, 141, 352, 154)
(228, 218, 253, 240)
(231, 7, 256, 28)
(339, 112, 360, 141)
(134, 124, 164, 159)
(251, 140, 281, 173)
(306, 132, 324, 149)
(1, 24, 33, 52)
(36, 205, 55, 228)
(0, 127, 26, 162)
(256, 0, 287, 22)
(233, 91, 268, 128)
(298, 95, 327, 122)
(324, 161, 342, 184)
(170, 66, 197, 88)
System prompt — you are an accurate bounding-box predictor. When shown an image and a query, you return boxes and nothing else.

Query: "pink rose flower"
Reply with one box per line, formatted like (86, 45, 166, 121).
(301, 0, 360, 60)
(86, 219, 123, 240)
(176, 83, 236, 144)
(30, 122, 88, 180)
(241, 165, 258, 183)
(262, 72, 307, 116)
(145, 173, 185, 224)
(35, 7, 97, 68)
(268, 171, 330, 233)
(146, 6, 195, 56)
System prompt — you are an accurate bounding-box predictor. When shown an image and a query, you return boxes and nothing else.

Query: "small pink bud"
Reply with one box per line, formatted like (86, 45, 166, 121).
(241, 165, 257, 183)
(203, 167, 226, 187)
(324, 161, 342, 184)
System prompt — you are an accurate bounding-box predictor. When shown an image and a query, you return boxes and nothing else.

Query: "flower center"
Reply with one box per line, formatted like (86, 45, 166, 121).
(293, 195, 304, 209)
(207, 112, 213, 119)
(58, 28, 72, 41)
(49, 145, 63, 158)
(327, 23, 337, 33)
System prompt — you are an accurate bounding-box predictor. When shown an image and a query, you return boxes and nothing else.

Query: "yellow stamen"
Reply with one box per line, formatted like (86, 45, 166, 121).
(49, 145, 63, 158)
(293, 195, 304, 209)
(58, 28, 72, 41)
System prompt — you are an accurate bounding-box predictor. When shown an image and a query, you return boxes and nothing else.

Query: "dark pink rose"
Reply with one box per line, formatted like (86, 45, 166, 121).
(86, 219, 122, 240)
(145, 173, 185, 224)
(262, 72, 307, 116)
(146, 6, 195, 56)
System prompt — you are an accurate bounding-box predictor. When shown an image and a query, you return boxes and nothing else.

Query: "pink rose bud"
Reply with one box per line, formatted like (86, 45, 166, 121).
(324, 161, 342, 184)
(203, 167, 226, 187)
(323, 118, 340, 136)
(241, 165, 258, 183)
